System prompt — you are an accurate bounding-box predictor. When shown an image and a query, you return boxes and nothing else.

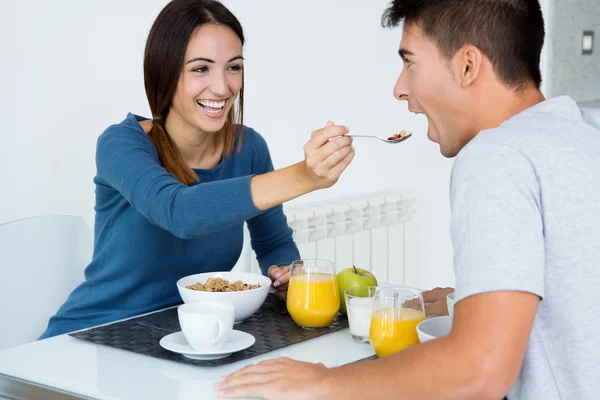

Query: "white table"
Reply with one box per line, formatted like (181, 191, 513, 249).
(0, 311, 375, 400)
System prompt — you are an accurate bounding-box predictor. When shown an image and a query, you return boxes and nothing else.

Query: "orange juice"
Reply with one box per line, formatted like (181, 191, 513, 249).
(287, 273, 340, 328)
(370, 308, 425, 357)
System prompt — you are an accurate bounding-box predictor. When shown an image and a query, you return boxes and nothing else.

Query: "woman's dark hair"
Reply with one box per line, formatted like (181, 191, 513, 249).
(144, 0, 245, 185)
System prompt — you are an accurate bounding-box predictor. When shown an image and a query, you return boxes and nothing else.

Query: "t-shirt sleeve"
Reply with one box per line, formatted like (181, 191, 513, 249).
(245, 130, 300, 276)
(95, 126, 263, 239)
(450, 142, 545, 303)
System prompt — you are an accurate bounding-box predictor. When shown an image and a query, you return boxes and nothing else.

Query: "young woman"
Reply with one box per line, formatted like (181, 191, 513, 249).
(40, 0, 354, 339)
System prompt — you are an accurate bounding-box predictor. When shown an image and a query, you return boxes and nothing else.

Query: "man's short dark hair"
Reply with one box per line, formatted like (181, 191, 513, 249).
(382, 0, 545, 90)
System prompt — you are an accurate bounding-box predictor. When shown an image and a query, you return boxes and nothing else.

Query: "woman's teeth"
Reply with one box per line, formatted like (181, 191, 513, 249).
(197, 100, 226, 111)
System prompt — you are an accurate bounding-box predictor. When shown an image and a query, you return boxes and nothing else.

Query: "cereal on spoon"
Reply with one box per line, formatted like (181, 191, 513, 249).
(388, 130, 410, 141)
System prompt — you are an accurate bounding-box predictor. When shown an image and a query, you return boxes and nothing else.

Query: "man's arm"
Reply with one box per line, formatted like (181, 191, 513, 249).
(217, 290, 539, 400)
(322, 291, 539, 400)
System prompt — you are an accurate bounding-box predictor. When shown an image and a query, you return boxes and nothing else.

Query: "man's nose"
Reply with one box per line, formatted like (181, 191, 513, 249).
(393, 70, 409, 101)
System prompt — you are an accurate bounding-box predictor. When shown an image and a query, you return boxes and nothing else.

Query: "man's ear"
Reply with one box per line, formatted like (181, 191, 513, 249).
(454, 45, 483, 88)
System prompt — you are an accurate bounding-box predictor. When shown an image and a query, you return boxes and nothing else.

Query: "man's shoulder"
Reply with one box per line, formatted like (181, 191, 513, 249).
(467, 97, 599, 159)
(581, 108, 600, 131)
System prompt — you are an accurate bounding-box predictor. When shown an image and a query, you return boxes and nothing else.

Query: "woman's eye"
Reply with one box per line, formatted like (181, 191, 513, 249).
(228, 64, 243, 72)
(193, 66, 209, 73)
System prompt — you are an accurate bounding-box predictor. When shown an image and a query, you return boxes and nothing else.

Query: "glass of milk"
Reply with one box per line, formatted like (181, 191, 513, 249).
(345, 286, 378, 344)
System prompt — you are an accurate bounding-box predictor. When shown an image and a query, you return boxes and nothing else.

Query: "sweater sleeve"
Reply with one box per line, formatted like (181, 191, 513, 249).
(245, 130, 301, 276)
(95, 125, 263, 239)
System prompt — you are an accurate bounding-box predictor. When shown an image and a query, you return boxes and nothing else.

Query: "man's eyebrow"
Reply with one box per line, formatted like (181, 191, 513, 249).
(186, 55, 245, 64)
(398, 48, 414, 61)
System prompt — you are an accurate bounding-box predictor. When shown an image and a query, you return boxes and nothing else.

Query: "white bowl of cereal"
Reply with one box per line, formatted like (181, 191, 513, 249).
(176, 271, 272, 323)
(416, 316, 452, 343)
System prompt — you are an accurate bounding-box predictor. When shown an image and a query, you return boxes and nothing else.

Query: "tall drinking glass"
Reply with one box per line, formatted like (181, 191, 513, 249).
(369, 287, 425, 357)
(286, 259, 340, 329)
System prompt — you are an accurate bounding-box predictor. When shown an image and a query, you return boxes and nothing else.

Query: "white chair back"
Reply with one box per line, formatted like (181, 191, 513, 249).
(0, 215, 93, 350)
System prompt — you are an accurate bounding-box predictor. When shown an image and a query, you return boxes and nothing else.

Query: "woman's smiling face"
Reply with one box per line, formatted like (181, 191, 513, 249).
(170, 24, 244, 134)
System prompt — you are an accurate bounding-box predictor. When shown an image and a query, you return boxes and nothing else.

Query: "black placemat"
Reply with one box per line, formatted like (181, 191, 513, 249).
(70, 294, 349, 367)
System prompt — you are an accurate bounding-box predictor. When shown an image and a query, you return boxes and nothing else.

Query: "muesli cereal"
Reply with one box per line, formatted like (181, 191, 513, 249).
(186, 277, 261, 292)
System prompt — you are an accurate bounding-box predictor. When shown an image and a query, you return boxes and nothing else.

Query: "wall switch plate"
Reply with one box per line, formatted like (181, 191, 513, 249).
(582, 30, 594, 55)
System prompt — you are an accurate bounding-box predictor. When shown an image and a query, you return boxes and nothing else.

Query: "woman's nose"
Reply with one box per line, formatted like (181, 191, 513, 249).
(210, 71, 229, 97)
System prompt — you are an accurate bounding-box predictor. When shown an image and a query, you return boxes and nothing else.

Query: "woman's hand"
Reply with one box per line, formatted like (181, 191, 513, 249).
(248, 121, 354, 212)
(303, 121, 355, 190)
(268, 265, 291, 301)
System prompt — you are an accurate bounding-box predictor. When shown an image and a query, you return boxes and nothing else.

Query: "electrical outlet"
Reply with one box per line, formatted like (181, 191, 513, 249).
(581, 30, 594, 55)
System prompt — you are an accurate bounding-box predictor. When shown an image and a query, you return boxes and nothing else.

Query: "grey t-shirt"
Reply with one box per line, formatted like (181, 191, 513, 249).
(450, 96, 600, 399)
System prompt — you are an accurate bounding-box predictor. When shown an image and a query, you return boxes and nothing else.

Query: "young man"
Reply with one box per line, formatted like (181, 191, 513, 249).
(217, 0, 600, 398)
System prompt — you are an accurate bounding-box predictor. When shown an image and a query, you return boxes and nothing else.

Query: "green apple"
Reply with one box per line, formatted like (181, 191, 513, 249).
(336, 266, 378, 316)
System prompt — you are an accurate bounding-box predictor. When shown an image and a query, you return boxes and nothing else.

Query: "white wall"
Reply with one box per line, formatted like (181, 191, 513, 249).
(543, 0, 600, 102)
(0, 0, 460, 289)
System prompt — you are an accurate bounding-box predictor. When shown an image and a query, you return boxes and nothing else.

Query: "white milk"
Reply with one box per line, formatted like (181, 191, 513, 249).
(347, 297, 375, 339)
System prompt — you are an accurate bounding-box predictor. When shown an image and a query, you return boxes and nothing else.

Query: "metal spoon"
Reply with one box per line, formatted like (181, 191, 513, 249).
(345, 132, 412, 144)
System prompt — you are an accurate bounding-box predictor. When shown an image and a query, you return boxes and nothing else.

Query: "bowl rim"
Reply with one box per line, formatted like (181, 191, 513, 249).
(176, 271, 271, 295)
(416, 315, 452, 336)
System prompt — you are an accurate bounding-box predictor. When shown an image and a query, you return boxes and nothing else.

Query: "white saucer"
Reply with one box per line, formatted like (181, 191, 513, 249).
(159, 330, 255, 360)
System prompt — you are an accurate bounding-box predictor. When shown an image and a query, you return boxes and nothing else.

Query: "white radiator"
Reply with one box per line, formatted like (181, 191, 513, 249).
(235, 191, 417, 286)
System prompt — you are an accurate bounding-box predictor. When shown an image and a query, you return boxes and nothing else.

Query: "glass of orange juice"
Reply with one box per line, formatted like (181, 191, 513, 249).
(286, 259, 340, 329)
(369, 287, 425, 357)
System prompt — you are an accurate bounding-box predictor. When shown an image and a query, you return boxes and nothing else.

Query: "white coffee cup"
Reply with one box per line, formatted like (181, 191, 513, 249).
(177, 301, 235, 352)
(447, 292, 456, 320)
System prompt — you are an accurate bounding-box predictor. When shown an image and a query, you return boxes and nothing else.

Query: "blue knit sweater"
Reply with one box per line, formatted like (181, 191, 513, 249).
(40, 114, 299, 338)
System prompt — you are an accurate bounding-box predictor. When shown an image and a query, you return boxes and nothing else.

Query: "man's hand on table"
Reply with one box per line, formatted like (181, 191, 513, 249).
(216, 357, 328, 399)
(422, 287, 454, 316)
